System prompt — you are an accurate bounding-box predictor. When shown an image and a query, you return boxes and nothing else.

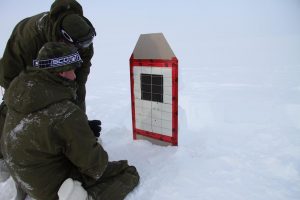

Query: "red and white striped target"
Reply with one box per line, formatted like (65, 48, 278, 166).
(130, 33, 178, 146)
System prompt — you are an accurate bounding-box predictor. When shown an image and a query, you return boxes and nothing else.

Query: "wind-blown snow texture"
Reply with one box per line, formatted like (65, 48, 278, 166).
(1, 0, 300, 200)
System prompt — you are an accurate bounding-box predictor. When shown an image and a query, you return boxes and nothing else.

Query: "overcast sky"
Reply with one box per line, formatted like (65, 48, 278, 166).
(0, 0, 300, 69)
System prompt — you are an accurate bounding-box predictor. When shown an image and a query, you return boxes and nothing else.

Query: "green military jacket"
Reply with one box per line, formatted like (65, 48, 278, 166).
(0, 0, 93, 111)
(1, 70, 108, 200)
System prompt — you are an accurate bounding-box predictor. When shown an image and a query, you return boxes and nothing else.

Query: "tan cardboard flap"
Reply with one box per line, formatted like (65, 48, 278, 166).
(133, 33, 175, 60)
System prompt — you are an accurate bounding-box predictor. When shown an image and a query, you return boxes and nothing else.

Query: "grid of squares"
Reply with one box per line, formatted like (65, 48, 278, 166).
(141, 73, 163, 103)
(134, 66, 173, 136)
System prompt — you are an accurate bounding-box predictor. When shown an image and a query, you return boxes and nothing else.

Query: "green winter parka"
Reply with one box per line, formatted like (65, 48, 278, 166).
(0, 0, 93, 111)
(1, 70, 108, 200)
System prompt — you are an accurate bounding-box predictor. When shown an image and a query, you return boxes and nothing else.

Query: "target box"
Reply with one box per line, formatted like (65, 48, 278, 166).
(130, 33, 178, 146)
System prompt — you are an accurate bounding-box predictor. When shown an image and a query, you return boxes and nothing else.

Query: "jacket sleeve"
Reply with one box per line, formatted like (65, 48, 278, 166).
(0, 35, 25, 89)
(75, 44, 94, 112)
(0, 16, 43, 89)
(55, 106, 108, 180)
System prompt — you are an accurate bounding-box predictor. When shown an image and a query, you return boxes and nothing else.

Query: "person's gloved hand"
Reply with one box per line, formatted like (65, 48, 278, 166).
(88, 120, 101, 137)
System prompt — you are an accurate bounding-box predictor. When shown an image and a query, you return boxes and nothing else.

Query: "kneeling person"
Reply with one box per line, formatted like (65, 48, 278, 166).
(1, 42, 139, 200)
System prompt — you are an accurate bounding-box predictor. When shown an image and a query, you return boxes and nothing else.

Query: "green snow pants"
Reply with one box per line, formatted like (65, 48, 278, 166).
(72, 160, 140, 200)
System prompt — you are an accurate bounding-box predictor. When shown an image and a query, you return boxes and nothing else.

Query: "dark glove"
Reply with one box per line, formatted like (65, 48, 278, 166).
(88, 120, 101, 137)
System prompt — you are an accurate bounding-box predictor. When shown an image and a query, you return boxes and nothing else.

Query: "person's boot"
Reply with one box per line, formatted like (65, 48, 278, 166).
(0, 158, 10, 182)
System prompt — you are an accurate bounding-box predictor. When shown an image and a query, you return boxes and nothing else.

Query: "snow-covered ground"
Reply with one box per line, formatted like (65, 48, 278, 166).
(1, 0, 300, 200)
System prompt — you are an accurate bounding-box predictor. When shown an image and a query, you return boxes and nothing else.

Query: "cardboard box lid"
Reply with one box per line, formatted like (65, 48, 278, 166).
(133, 33, 175, 60)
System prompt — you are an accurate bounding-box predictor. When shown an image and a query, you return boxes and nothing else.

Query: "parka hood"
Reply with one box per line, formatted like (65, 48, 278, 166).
(50, 0, 83, 21)
(4, 70, 76, 114)
(45, 0, 84, 41)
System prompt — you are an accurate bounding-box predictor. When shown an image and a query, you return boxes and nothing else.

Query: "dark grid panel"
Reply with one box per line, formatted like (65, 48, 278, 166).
(141, 73, 163, 103)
